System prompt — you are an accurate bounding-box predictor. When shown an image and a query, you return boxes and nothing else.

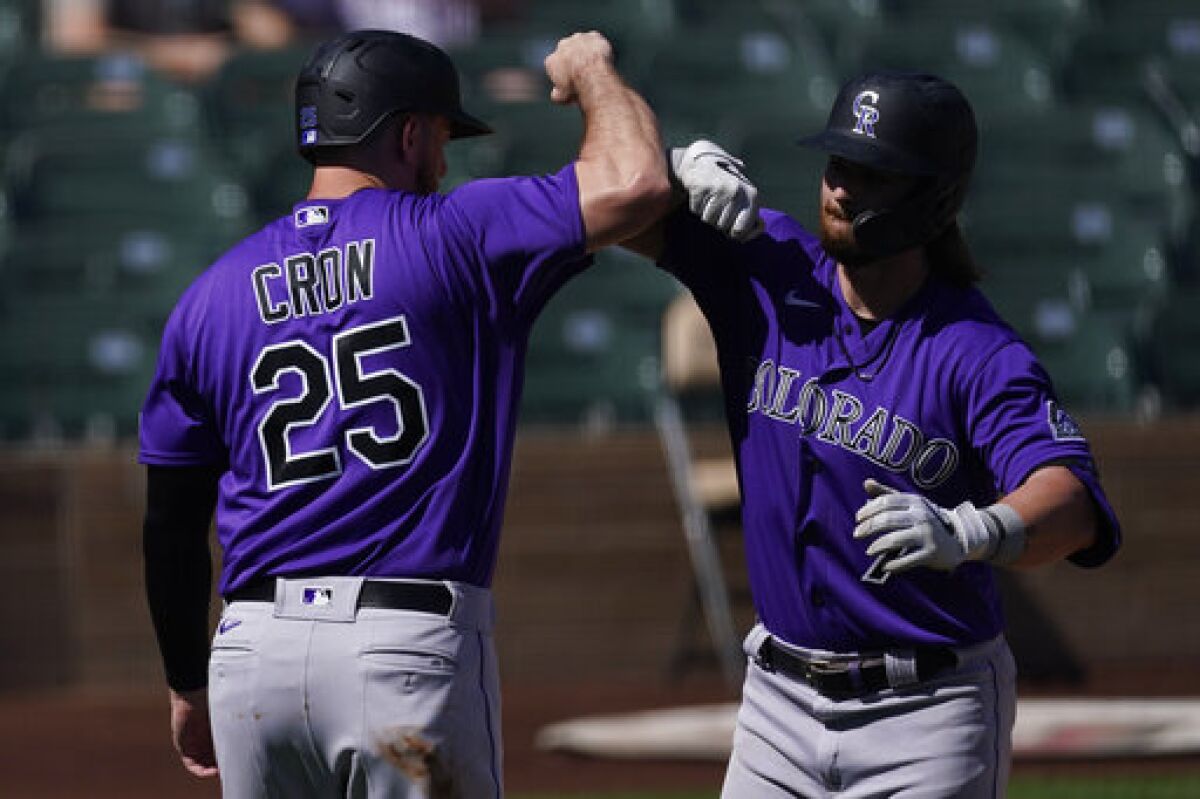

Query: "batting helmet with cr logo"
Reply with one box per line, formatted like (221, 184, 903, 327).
(799, 70, 977, 259)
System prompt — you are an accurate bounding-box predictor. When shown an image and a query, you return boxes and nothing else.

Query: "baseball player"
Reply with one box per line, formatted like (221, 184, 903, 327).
(138, 29, 754, 797)
(627, 71, 1122, 797)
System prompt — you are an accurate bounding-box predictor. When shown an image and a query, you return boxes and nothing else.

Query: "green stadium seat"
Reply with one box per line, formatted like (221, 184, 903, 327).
(0, 295, 160, 441)
(0, 223, 220, 320)
(0, 52, 205, 139)
(242, 144, 313, 224)
(787, 0, 884, 65)
(1026, 310, 1146, 413)
(978, 102, 1184, 184)
(4, 131, 254, 241)
(514, 0, 676, 64)
(1060, 6, 1200, 104)
(521, 251, 680, 426)
(837, 20, 1057, 124)
(887, 0, 1094, 69)
(448, 29, 560, 109)
(971, 104, 1193, 263)
(968, 200, 1170, 315)
(475, 102, 583, 177)
(643, 26, 839, 138)
(976, 250, 1083, 337)
(203, 46, 310, 184)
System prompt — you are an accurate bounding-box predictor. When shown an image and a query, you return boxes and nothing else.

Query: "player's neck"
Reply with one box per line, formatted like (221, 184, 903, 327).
(307, 166, 393, 200)
(837, 248, 929, 322)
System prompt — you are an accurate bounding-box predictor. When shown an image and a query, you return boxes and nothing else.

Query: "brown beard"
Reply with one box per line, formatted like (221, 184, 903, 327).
(819, 207, 874, 268)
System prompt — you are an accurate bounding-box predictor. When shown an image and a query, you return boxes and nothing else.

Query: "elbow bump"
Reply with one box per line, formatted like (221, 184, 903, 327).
(618, 171, 672, 222)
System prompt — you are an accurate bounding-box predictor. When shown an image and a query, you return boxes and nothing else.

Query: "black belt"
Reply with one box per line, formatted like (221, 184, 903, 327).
(757, 637, 957, 698)
(226, 578, 453, 616)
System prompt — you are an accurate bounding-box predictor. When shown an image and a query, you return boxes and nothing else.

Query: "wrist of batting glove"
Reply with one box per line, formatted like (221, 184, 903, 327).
(669, 139, 764, 242)
(853, 479, 1027, 575)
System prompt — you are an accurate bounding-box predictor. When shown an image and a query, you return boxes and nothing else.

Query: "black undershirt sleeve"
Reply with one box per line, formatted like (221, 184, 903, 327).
(142, 464, 221, 692)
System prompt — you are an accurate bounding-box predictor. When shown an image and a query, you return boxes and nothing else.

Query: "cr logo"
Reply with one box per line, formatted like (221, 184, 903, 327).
(852, 90, 880, 137)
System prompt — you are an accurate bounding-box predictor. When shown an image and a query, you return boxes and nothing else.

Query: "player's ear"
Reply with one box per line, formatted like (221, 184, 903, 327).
(396, 114, 419, 157)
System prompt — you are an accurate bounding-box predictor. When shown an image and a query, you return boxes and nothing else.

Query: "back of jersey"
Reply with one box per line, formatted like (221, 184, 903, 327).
(139, 167, 589, 594)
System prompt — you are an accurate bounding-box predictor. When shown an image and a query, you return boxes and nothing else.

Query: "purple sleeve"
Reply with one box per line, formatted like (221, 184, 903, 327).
(138, 302, 226, 467)
(439, 164, 590, 322)
(965, 341, 1121, 567)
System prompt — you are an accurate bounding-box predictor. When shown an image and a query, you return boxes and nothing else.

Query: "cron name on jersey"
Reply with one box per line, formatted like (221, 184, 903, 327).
(748, 359, 959, 489)
(252, 238, 376, 324)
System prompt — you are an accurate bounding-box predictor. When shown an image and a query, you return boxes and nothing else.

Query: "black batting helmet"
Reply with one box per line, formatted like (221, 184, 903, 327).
(295, 29, 492, 163)
(799, 70, 977, 259)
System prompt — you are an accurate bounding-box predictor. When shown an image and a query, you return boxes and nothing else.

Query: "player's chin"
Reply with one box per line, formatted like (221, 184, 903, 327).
(819, 216, 863, 265)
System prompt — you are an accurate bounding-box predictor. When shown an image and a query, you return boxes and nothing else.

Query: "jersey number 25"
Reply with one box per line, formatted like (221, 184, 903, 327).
(250, 315, 429, 490)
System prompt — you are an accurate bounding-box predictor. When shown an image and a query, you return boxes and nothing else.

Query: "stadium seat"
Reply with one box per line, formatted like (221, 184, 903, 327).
(651, 289, 745, 688)
(475, 101, 583, 177)
(1060, 5, 1200, 104)
(1025, 310, 1146, 413)
(643, 26, 839, 139)
(0, 51, 205, 139)
(4, 131, 254, 241)
(448, 29, 559, 109)
(513, 0, 676, 62)
(0, 295, 160, 441)
(521, 250, 680, 426)
(968, 200, 1170, 317)
(0, 223, 219, 319)
(789, 0, 884, 65)
(886, 0, 1094, 69)
(837, 19, 1057, 124)
(203, 47, 310, 184)
(971, 104, 1193, 266)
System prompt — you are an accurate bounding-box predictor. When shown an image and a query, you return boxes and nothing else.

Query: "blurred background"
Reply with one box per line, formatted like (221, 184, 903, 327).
(1, 0, 1199, 796)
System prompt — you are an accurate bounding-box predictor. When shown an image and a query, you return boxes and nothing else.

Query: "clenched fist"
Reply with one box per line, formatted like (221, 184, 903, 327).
(544, 31, 615, 105)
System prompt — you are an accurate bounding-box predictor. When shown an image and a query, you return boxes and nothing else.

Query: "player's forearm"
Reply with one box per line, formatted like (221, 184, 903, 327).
(143, 465, 220, 691)
(998, 465, 1099, 568)
(573, 69, 671, 251)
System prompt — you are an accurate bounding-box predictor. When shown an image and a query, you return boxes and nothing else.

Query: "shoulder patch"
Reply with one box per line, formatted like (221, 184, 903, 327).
(1047, 400, 1084, 441)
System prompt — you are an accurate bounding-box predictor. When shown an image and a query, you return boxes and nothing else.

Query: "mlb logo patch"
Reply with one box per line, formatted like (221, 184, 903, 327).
(1047, 400, 1084, 441)
(296, 206, 329, 228)
(303, 586, 333, 606)
(302, 129, 318, 146)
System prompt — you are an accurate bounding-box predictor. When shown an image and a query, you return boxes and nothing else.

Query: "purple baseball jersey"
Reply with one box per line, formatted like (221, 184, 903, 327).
(140, 165, 589, 595)
(660, 209, 1121, 652)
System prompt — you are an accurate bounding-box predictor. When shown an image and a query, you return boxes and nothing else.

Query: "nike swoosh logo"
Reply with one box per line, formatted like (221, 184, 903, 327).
(784, 290, 822, 310)
(694, 152, 751, 181)
(218, 618, 242, 635)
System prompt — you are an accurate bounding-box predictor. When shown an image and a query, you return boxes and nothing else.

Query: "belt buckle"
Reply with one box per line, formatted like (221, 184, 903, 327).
(807, 659, 846, 676)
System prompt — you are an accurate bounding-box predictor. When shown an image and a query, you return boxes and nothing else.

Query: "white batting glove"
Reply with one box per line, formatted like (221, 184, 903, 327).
(853, 479, 1027, 575)
(670, 139, 765, 242)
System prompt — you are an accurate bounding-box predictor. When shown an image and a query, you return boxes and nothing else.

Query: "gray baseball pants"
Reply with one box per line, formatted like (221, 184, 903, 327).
(721, 624, 1016, 799)
(208, 577, 501, 798)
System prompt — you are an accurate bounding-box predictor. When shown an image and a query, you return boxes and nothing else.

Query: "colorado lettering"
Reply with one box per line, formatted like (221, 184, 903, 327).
(252, 238, 376, 324)
(747, 361, 959, 488)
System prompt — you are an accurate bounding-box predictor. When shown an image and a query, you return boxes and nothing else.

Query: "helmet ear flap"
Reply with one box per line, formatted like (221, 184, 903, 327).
(851, 176, 968, 259)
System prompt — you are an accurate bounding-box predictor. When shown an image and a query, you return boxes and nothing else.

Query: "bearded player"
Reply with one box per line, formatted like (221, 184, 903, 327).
(627, 71, 1121, 797)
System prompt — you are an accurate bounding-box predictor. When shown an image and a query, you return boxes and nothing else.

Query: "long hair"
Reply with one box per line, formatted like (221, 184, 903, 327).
(926, 221, 982, 288)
